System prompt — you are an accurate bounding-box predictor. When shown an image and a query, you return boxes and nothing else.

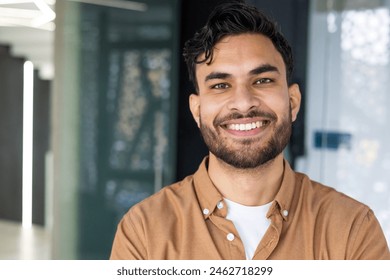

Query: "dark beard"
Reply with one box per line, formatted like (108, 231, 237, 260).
(199, 109, 292, 169)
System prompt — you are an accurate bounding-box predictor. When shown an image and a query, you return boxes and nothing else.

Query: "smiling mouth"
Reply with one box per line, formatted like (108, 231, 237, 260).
(222, 120, 270, 131)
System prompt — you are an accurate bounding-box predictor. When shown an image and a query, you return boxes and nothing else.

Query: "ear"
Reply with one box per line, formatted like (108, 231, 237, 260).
(189, 93, 200, 128)
(288, 83, 301, 122)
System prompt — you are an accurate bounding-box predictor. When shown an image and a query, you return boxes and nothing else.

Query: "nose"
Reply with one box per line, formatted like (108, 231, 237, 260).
(226, 85, 260, 113)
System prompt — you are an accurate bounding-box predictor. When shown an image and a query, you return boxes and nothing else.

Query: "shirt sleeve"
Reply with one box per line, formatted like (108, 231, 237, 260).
(110, 211, 147, 260)
(347, 209, 390, 260)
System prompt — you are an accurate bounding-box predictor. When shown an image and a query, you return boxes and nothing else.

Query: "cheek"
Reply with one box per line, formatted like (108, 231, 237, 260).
(199, 97, 222, 122)
(263, 95, 290, 116)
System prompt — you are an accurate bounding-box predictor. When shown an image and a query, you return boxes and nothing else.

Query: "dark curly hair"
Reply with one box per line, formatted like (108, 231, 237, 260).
(183, 1, 294, 91)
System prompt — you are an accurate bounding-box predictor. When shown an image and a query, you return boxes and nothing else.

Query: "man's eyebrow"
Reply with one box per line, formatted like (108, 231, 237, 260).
(204, 64, 279, 82)
(204, 72, 231, 82)
(249, 64, 279, 75)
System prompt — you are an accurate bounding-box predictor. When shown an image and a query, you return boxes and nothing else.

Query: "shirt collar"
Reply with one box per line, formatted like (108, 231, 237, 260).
(193, 157, 225, 219)
(193, 157, 297, 221)
(268, 159, 297, 221)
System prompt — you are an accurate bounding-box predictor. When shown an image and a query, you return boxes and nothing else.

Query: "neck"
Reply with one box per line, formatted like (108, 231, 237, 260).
(208, 153, 285, 206)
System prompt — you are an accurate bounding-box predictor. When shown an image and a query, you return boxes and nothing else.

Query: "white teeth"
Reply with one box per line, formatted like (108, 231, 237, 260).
(227, 121, 266, 131)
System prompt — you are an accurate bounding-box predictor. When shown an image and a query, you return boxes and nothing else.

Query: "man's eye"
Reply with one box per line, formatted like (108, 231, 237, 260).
(255, 78, 272, 84)
(211, 83, 229, 89)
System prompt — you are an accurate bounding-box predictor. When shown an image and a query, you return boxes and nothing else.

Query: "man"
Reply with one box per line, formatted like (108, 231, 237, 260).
(110, 2, 390, 259)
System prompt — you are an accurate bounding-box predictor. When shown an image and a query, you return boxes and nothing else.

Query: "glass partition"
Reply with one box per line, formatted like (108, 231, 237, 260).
(300, 0, 390, 243)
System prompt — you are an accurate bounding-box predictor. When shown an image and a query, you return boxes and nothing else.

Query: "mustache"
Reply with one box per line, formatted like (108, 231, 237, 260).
(213, 109, 277, 127)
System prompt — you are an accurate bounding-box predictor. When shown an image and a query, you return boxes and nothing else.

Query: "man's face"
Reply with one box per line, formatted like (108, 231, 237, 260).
(189, 33, 301, 169)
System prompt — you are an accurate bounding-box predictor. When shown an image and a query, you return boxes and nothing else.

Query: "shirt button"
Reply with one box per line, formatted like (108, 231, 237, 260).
(203, 208, 210, 215)
(283, 210, 289, 217)
(217, 201, 224, 209)
(226, 233, 235, 241)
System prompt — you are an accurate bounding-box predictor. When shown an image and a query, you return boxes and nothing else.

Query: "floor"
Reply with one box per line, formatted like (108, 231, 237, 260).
(0, 219, 51, 259)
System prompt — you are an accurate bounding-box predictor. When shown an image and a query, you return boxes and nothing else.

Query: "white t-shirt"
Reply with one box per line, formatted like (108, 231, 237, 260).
(225, 198, 271, 260)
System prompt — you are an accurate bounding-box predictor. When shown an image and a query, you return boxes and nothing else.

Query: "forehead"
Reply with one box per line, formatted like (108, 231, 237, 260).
(196, 33, 286, 80)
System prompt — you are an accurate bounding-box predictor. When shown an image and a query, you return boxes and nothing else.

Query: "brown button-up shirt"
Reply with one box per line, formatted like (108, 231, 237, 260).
(110, 158, 390, 259)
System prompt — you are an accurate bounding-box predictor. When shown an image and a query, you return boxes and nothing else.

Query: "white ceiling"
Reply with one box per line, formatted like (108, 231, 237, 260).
(0, 0, 55, 80)
(0, 0, 148, 80)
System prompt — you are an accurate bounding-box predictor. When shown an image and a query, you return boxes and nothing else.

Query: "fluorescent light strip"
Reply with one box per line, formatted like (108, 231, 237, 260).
(22, 61, 34, 229)
(0, 7, 41, 18)
(0, 0, 33, 4)
(31, 0, 56, 27)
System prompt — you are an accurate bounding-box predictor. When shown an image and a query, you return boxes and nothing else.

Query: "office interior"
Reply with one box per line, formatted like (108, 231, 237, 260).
(0, 0, 389, 259)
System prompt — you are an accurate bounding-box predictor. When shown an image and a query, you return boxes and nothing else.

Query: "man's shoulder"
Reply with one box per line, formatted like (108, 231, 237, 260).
(127, 174, 197, 217)
(296, 172, 370, 214)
